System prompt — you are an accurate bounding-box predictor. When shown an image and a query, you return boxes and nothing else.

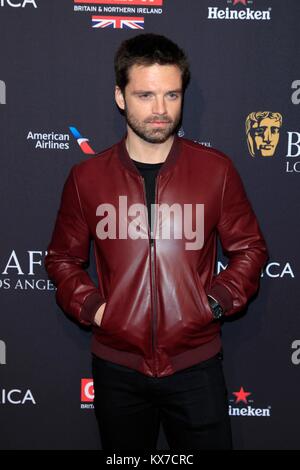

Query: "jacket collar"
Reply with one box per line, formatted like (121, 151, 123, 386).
(117, 133, 182, 177)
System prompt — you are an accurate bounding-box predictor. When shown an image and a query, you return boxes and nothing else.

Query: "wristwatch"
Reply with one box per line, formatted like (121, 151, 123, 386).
(207, 295, 224, 320)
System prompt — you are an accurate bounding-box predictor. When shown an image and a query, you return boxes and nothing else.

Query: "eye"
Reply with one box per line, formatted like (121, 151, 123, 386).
(271, 127, 280, 134)
(138, 93, 152, 99)
(167, 92, 179, 100)
(255, 127, 265, 136)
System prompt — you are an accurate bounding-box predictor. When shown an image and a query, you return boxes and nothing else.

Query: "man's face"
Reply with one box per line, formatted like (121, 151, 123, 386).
(251, 118, 281, 157)
(115, 63, 183, 144)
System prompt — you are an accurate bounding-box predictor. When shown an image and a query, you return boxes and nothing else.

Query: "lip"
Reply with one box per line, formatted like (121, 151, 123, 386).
(149, 121, 170, 125)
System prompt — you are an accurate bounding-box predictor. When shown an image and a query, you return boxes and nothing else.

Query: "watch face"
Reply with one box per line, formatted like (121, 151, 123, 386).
(214, 307, 223, 319)
(208, 296, 223, 319)
(212, 304, 223, 319)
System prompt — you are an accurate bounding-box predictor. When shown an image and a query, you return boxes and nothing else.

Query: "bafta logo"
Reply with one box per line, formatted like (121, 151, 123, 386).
(245, 111, 282, 157)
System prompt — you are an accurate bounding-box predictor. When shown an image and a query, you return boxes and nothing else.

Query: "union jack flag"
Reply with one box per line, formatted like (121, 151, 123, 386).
(92, 16, 144, 29)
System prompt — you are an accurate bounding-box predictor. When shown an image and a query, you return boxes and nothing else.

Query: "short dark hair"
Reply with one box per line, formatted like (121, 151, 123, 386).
(114, 33, 190, 94)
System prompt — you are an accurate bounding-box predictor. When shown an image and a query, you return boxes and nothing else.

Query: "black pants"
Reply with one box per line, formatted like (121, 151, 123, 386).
(91, 352, 232, 450)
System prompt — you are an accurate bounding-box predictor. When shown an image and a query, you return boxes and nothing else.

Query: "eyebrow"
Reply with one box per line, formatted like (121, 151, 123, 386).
(131, 89, 183, 95)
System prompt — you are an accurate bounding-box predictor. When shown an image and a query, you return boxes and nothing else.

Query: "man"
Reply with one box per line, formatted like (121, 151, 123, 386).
(45, 33, 268, 450)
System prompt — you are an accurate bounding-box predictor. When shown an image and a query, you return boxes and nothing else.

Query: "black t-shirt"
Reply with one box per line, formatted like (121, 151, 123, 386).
(131, 159, 163, 243)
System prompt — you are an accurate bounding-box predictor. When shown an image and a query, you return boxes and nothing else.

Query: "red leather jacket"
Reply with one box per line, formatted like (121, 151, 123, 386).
(45, 135, 268, 377)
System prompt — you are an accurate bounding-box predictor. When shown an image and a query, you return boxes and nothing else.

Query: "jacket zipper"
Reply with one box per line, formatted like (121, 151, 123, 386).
(140, 175, 159, 377)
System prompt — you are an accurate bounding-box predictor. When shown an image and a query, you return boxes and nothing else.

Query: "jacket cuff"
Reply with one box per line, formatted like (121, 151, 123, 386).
(80, 292, 105, 326)
(207, 283, 233, 314)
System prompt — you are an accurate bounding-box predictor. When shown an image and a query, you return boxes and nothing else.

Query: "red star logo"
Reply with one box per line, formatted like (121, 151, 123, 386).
(232, 0, 247, 5)
(233, 387, 252, 404)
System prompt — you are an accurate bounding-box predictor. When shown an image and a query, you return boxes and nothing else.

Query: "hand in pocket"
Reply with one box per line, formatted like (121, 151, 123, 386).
(93, 302, 107, 327)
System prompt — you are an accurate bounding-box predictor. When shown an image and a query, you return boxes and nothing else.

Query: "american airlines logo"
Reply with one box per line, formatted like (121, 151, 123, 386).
(0, 80, 6, 105)
(208, 0, 271, 21)
(27, 130, 70, 150)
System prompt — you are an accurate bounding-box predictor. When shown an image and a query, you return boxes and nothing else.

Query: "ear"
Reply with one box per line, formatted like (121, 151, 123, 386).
(115, 86, 125, 110)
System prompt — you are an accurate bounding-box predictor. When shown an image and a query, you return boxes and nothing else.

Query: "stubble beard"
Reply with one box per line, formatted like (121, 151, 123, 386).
(124, 104, 182, 144)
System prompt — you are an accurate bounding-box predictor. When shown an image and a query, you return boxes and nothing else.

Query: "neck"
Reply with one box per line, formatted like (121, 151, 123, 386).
(125, 127, 175, 164)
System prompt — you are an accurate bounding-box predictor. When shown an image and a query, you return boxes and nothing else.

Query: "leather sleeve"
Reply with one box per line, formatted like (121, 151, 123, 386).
(207, 159, 269, 316)
(44, 165, 105, 326)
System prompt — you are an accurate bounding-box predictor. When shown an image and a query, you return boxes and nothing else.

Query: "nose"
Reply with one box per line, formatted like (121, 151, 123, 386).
(263, 127, 272, 143)
(152, 96, 167, 116)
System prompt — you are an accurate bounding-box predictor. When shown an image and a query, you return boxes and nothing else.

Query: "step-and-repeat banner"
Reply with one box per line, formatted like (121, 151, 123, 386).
(1, 0, 299, 450)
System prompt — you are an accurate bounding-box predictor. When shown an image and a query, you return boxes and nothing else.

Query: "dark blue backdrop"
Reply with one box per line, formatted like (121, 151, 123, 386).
(1, 0, 300, 450)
